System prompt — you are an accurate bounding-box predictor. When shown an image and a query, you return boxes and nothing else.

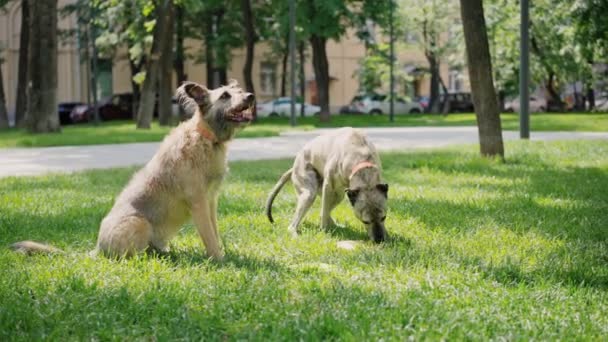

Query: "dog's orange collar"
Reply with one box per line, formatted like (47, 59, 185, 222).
(349, 161, 377, 179)
(196, 125, 218, 143)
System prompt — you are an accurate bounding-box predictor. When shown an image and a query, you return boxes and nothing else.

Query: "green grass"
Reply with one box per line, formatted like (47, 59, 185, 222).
(287, 112, 608, 131)
(1, 112, 606, 148)
(0, 120, 315, 148)
(1, 139, 607, 340)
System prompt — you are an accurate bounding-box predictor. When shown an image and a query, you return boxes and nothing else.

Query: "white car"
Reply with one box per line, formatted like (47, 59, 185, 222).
(505, 96, 546, 113)
(348, 94, 423, 115)
(256, 97, 321, 117)
(595, 95, 608, 111)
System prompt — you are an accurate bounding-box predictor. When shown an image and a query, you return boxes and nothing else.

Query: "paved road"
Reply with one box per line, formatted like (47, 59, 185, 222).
(1, 127, 606, 178)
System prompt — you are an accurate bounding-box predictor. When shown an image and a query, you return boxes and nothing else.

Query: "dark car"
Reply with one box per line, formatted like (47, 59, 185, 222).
(71, 93, 134, 123)
(71, 93, 180, 123)
(440, 92, 475, 112)
(58, 102, 85, 125)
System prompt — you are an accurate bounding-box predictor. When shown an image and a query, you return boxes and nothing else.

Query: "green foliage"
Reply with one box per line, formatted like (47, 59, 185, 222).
(183, 0, 243, 69)
(397, 0, 464, 68)
(356, 43, 411, 94)
(529, 0, 592, 87)
(1, 140, 607, 339)
(93, 0, 155, 64)
(572, 0, 608, 60)
(485, 0, 520, 97)
(484, 0, 597, 98)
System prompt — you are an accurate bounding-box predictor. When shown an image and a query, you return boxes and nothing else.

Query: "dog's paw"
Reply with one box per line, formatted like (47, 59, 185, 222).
(207, 250, 225, 262)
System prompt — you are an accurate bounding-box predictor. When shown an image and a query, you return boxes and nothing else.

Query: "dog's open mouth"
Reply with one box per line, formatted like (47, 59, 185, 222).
(226, 104, 254, 123)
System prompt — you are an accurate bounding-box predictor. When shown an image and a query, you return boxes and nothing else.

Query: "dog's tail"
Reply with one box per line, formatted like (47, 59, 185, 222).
(266, 168, 293, 223)
(10, 240, 63, 255)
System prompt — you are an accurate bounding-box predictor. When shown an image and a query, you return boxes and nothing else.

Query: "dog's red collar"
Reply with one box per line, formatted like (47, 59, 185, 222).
(196, 124, 218, 143)
(349, 161, 377, 180)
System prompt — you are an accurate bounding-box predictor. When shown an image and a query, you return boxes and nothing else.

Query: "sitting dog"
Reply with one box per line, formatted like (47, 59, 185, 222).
(265, 127, 389, 242)
(12, 80, 254, 259)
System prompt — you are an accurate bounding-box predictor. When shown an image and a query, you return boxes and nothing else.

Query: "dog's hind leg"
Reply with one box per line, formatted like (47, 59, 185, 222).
(96, 216, 153, 258)
(288, 166, 319, 236)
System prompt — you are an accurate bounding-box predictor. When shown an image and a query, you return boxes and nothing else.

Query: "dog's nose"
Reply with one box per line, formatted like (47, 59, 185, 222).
(245, 93, 255, 105)
(373, 234, 385, 243)
(372, 226, 386, 243)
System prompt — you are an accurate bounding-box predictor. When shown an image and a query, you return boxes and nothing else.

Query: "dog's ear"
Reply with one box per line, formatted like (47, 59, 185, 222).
(345, 188, 360, 206)
(376, 183, 389, 198)
(183, 82, 209, 105)
(176, 82, 209, 115)
(227, 79, 239, 87)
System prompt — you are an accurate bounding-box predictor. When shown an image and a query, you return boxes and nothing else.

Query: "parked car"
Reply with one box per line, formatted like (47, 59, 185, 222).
(505, 95, 546, 113)
(439, 92, 475, 112)
(71, 93, 179, 123)
(343, 93, 423, 115)
(595, 95, 608, 111)
(71, 93, 134, 123)
(58, 102, 85, 125)
(416, 96, 430, 110)
(339, 94, 368, 114)
(256, 97, 321, 117)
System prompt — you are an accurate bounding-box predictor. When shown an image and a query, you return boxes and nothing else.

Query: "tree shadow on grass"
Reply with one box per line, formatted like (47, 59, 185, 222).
(162, 246, 290, 273)
(380, 149, 608, 289)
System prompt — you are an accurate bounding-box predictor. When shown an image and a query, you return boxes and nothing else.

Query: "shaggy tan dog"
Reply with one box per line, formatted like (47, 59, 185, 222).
(12, 80, 254, 260)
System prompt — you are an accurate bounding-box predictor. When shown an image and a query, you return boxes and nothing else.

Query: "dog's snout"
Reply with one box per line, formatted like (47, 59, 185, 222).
(370, 224, 387, 243)
(245, 93, 255, 105)
(373, 234, 386, 243)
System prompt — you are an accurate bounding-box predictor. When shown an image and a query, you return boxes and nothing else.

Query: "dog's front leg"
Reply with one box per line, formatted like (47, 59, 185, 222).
(320, 179, 334, 230)
(192, 199, 224, 261)
(209, 195, 221, 246)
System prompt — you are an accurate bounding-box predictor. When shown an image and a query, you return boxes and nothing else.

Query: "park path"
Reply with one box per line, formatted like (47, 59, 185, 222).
(0, 126, 606, 178)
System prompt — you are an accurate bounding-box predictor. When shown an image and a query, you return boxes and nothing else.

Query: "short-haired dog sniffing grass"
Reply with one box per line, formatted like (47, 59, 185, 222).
(266, 127, 389, 242)
(12, 80, 254, 260)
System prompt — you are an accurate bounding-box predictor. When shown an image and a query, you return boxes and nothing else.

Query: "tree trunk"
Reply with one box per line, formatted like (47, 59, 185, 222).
(459, 0, 504, 158)
(299, 41, 306, 117)
(586, 84, 595, 110)
(217, 68, 227, 86)
(129, 57, 144, 118)
(26, 0, 60, 133)
(439, 75, 450, 114)
(158, 1, 175, 126)
(544, 73, 563, 111)
(174, 4, 186, 88)
(0, 63, 8, 129)
(137, 0, 172, 129)
(205, 20, 215, 88)
(426, 55, 440, 113)
(280, 38, 288, 97)
(241, 0, 256, 120)
(310, 34, 330, 121)
(530, 34, 564, 111)
(15, 0, 30, 127)
(423, 19, 440, 114)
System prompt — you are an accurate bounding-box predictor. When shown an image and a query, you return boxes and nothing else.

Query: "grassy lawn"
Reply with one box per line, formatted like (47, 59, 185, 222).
(1, 139, 607, 339)
(0, 112, 606, 148)
(0, 120, 315, 148)
(285, 112, 608, 131)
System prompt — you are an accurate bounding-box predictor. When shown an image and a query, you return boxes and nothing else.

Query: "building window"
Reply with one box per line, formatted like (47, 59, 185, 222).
(260, 62, 276, 96)
(448, 69, 463, 92)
